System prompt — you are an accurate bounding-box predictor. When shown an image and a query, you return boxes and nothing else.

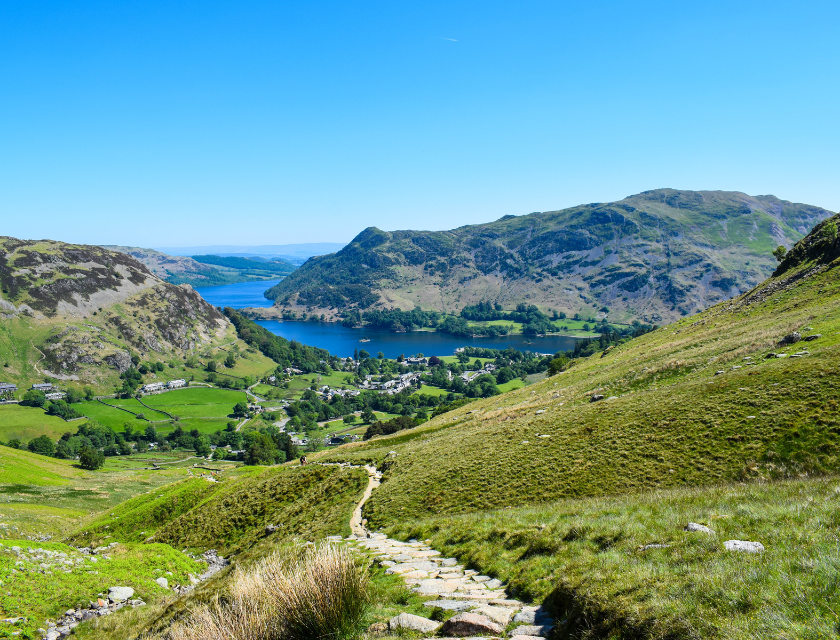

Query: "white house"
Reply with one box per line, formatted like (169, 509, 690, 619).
(167, 379, 186, 389)
(142, 382, 165, 393)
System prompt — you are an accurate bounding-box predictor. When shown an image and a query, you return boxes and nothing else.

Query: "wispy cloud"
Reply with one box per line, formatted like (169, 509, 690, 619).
(439, 37, 458, 42)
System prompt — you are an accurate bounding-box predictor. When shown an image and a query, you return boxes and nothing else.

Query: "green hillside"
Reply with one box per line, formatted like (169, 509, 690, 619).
(265, 189, 833, 324)
(316, 210, 840, 525)
(0, 237, 234, 393)
(70, 464, 368, 555)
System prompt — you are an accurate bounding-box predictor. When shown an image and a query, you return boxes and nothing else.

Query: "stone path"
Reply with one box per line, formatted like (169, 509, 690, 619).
(324, 463, 556, 639)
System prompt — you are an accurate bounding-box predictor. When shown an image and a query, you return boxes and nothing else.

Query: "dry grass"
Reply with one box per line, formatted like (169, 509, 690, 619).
(168, 543, 371, 640)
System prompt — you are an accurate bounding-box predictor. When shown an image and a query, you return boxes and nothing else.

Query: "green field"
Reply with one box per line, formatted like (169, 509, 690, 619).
(69, 388, 249, 435)
(0, 404, 78, 442)
(496, 378, 526, 393)
(412, 384, 450, 397)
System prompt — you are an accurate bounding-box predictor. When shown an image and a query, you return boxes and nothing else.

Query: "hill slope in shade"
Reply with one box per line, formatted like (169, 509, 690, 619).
(266, 189, 833, 324)
(318, 208, 840, 524)
(0, 237, 232, 390)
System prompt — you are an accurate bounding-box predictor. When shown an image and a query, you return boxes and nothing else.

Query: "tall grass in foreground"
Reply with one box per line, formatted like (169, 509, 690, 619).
(168, 543, 371, 640)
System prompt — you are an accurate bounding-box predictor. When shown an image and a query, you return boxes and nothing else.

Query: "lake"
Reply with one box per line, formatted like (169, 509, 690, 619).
(194, 280, 280, 308)
(194, 280, 578, 358)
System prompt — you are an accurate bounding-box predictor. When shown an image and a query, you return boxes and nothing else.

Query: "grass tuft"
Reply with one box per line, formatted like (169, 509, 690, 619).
(169, 543, 371, 640)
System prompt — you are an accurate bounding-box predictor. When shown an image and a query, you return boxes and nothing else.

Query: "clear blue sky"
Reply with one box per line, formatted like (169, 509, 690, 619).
(2, 1, 838, 247)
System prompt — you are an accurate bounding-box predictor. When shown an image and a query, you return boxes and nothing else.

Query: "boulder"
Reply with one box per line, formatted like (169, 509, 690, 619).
(590, 395, 604, 402)
(780, 332, 801, 344)
(388, 613, 440, 634)
(108, 586, 134, 601)
(439, 612, 504, 636)
(684, 522, 715, 534)
(805, 334, 822, 341)
(155, 577, 169, 589)
(724, 540, 765, 553)
(367, 621, 388, 636)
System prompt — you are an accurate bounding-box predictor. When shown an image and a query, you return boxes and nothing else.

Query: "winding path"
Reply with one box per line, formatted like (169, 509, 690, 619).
(318, 462, 556, 638)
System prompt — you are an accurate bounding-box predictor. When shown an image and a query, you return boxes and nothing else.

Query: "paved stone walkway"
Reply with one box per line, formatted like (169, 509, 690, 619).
(325, 463, 556, 638)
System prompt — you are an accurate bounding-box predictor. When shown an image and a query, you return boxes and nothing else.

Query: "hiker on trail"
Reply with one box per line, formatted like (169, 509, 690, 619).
(300, 455, 307, 466)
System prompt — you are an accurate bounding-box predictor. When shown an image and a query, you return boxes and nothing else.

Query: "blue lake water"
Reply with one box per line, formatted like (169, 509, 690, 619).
(193, 280, 578, 358)
(253, 320, 577, 359)
(194, 280, 280, 308)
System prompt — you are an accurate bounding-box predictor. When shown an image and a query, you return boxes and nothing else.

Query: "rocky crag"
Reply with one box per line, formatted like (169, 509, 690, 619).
(0, 237, 232, 389)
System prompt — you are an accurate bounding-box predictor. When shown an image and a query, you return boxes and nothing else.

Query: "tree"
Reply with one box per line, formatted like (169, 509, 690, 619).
(495, 367, 517, 384)
(28, 435, 55, 456)
(206, 360, 218, 372)
(118, 441, 133, 456)
(211, 447, 226, 460)
(358, 349, 370, 360)
(343, 414, 356, 424)
(772, 245, 787, 262)
(244, 432, 278, 465)
(194, 435, 212, 457)
(79, 446, 105, 470)
(225, 353, 236, 368)
(428, 356, 442, 366)
(20, 390, 46, 408)
(232, 402, 248, 417)
(84, 387, 95, 401)
(361, 407, 376, 423)
(6, 438, 22, 449)
(547, 356, 569, 376)
(144, 425, 158, 442)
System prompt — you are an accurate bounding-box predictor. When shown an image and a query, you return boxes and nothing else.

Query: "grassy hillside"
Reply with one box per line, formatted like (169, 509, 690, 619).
(387, 478, 840, 640)
(265, 189, 833, 324)
(0, 237, 234, 393)
(0, 446, 203, 540)
(314, 211, 840, 526)
(70, 464, 368, 555)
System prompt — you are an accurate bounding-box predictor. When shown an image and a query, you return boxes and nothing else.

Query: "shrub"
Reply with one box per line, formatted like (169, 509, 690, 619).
(20, 390, 46, 408)
(79, 446, 105, 470)
(27, 435, 55, 456)
(169, 543, 370, 640)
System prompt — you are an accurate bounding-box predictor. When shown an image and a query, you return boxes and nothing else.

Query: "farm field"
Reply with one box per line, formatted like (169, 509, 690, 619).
(0, 404, 77, 442)
(413, 384, 450, 397)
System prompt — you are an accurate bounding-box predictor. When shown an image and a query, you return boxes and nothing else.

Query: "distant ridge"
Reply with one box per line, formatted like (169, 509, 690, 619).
(265, 189, 834, 324)
(155, 243, 348, 259)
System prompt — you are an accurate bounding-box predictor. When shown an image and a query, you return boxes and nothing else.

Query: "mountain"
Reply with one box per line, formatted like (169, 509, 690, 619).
(0, 237, 232, 389)
(264, 189, 833, 324)
(103, 246, 296, 287)
(322, 206, 840, 522)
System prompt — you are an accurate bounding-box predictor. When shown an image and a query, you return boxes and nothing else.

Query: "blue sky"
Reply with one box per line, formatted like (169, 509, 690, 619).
(2, 1, 838, 246)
